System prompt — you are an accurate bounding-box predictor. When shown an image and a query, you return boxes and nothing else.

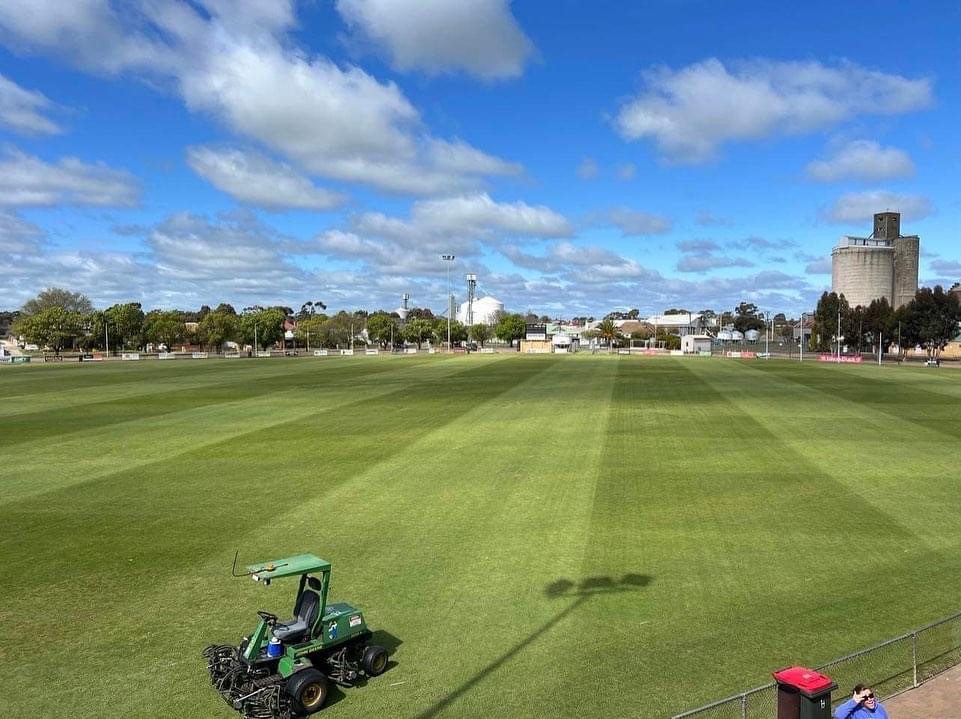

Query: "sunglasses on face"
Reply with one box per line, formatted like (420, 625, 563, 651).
(864, 693, 875, 699)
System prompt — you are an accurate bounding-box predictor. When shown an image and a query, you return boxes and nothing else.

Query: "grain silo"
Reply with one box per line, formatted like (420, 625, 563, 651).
(831, 212, 919, 309)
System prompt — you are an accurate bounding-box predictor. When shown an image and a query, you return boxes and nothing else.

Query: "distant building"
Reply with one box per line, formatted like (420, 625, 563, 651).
(831, 212, 919, 309)
(680, 335, 712, 354)
(641, 313, 716, 337)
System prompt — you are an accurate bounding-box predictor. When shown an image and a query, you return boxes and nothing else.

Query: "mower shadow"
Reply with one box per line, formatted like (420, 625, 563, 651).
(371, 629, 404, 674)
(414, 573, 653, 719)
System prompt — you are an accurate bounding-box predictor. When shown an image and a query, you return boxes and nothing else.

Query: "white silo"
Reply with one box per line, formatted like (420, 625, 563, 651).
(457, 296, 504, 325)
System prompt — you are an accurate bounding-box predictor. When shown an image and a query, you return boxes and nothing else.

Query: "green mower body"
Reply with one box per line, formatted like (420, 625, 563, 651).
(204, 553, 388, 718)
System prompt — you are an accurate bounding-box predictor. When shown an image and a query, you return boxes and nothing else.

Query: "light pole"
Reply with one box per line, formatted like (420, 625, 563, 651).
(800, 312, 806, 362)
(764, 312, 770, 356)
(836, 308, 841, 364)
(441, 254, 455, 352)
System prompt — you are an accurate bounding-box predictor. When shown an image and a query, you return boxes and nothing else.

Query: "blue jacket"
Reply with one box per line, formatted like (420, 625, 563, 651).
(834, 697, 889, 719)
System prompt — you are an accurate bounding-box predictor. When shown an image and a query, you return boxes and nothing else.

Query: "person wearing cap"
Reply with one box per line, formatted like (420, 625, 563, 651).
(834, 684, 888, 718)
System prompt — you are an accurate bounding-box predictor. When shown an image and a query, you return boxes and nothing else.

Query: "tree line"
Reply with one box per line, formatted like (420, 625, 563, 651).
(9, 288, 532, 355)
(811, 286, 961, 357)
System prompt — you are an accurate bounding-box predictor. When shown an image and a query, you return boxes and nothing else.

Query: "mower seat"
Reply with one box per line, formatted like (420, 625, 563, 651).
(272, 578, 321, 644)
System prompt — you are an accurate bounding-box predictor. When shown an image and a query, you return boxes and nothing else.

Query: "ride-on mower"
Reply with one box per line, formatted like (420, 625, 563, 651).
(204, 553, 388, 718)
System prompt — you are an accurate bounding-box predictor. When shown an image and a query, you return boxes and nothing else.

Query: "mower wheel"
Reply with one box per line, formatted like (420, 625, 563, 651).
(286, 668, 329, 715)
(362, 645, 388, 677)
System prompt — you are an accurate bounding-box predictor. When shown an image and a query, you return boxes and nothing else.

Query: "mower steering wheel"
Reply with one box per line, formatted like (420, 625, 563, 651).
(257, 610, 279, 625)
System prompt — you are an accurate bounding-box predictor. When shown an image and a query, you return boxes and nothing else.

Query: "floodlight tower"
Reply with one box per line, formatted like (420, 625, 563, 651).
(466, 273, 477, 329)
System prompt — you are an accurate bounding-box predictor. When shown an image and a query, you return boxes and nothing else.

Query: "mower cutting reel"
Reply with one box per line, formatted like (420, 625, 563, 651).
(204, 553, 388, 717)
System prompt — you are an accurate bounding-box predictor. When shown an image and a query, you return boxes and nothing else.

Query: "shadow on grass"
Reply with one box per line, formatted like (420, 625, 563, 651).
(415, 573, 653, 719)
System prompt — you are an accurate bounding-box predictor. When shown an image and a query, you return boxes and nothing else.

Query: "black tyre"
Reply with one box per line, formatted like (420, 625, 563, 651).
(286, 668, 329, 715)
(362, 645, 388, 677)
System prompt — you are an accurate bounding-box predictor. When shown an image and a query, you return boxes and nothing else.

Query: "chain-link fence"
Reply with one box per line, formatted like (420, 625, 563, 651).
(671, 610, 961, 719)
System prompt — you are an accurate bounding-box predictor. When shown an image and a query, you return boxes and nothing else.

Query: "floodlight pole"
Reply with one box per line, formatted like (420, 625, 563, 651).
(765, 312, 770, 356)
(837, 309, 841, 364)
(800, 312, 806, 362)
(441, 254, 455, 352)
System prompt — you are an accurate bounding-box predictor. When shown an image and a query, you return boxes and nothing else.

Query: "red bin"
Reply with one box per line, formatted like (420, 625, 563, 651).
(772, 666, 837, 719)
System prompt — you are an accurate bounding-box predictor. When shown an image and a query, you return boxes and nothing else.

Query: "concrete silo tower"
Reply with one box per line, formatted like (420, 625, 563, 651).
(831, 212, 919, 309)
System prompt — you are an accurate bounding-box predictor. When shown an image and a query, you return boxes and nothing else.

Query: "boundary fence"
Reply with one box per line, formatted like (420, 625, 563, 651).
(671, 610, 961, 719)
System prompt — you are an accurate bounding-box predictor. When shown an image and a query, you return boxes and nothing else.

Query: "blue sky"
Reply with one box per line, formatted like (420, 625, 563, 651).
(1, 0, 958, 317)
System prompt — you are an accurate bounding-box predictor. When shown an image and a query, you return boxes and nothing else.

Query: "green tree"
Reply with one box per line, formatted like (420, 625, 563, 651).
(239, 307, 286, 350)
(898, 286, 961, 358)
(813, 292, 852, 352)
(366, 312, 397, 349)
(470, 323, 493, 347)
(324, 311, 355, 348)
(494, 313, 526, 345)
(13, 307, 83, 355)
(863, 297, 897, 351)
(596, 318, 622, 351)
(406, 307, 435, 320)
(448, 320, 468, 344)
(105, 303, 145, 349)
(296, 300, 326, 320)
(143, 310, 185, 350)
(22, 287, 93, 315)
(294, 315, 327, 349)
(402, 318, 434, 348)
(630, 325, 653, 341)
(197, 310, 239, 351)
(733, 302, 764, 333)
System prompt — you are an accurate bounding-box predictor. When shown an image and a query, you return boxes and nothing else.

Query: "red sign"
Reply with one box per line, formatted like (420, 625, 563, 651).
(818, 354, 863, 363)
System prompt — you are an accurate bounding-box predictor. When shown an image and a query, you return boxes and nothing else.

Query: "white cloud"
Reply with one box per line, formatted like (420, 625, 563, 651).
(307, 193, 571, 281)
(695, 210, 733, 227)
(335, 0, 534, 79)
(678, 240, 721, 253)
(0, 0, 523, 196)
(805, 258, 832, 274)
(502, 241, 656, 281)
(426, 139, 523, 177)
(148, 211, 298, 282)
(0, 0, 180, 75)
(822, 191, 933, 224)
(0, 211, 44, 252)
(0, 72, 61, 134)
(928, 259, 961, 275)
(186, 146, 347, 210)
(676, 253, 753, 272)
(615, 58, 933, 163)
(616, 163, 636, 181)
(0, 147, 139, 207)
(806, 140, 914, 182)
(609, 208, 672, 236)
(411, 193, 571, 238)
(577, 157, 599, 179)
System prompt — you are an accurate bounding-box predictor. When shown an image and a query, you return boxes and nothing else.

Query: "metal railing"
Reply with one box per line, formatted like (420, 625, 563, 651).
(671, 610, 961, 719)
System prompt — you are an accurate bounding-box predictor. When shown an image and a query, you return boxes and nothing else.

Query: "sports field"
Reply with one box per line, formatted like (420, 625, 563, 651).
(2, 355, 960, 718)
